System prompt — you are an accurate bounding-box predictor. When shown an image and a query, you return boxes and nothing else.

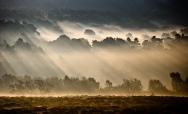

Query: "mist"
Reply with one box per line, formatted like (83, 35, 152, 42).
(1, 30, 188, 92)
(2, 2, 188, 114)
(0, 1, 188, 96)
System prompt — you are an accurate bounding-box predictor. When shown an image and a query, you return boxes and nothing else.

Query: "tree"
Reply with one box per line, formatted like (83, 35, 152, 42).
(170, 72, 185, 93)
(1, 74, 18, 91)
(71, 38, 91, 50)
(46, 77, 63, 92)
(63, 75, 71, 86)
(84, 29, 95, 35)
(185, 77, 188, 93)
(0, 40, 15, 52)
(134, 38, 139, 44)
(130, 78, 143, 93)
(105, 80, 113, 89)
(121, 78, 143, 93)
(116, 38, 126, 47)
(151, 36, 163, 49)
(142, 36, 164, 50)
(142, 40, 151, 49)
(87, 77, 100, 91)
(121, 79, 131, 92)
(148, 79, 168, 94)
(24, 80, 36, 95)
(14, 38, 32, 51)
(9, 76, 54, 95)
(9, 80, 26, 95)
(103, 37, 116, 46)
(127, 37, 132, 43)
(34, 79, 53, 94)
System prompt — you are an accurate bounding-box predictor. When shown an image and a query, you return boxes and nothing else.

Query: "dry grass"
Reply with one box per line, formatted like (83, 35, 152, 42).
(0, 96, 188, 114)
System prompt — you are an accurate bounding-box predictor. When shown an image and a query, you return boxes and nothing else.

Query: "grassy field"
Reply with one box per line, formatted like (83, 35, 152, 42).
(0, 96, 188, 114)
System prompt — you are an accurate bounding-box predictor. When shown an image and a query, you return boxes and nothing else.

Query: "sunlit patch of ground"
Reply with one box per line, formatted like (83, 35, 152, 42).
(0, 96, 188, 114)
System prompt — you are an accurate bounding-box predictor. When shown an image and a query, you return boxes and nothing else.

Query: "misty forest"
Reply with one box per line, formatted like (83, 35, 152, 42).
(1, 8, 188, 96)
(0, 0, 188, 113)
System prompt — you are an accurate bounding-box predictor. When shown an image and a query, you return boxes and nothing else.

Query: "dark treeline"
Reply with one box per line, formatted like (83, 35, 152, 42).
(0, 19, 188, 53)
(0, 72, 188, 96)
(0, 19, 39, 35)
(1, 28, 188, 53)
(0, 37, 44, 54)
(0, 19, 41, 44)
(0, 8, 63, 33)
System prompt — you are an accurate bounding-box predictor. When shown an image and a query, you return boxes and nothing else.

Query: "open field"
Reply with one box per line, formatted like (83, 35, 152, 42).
(0, 96, 188, 114)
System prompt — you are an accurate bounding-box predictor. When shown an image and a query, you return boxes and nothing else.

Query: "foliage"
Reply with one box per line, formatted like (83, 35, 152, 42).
(170, 72, 188, 94)
(1, 28, 188, 53)
(1, 72, 188, 95)
(103, 78, 143, 94)
(84, 29, 95, 35)
(148, 79, 169, 94)
(120, 78, 143, 93)
(9, 77, 54, 95)
(105, 80, 113, 89)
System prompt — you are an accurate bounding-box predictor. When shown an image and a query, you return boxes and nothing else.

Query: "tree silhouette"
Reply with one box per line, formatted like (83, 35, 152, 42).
(121, 78, 143, 93)
(185, 77, 188, 93)
(24, 78, 36, 95)
(84, 29, 95, 35)
(127, 37, 131, 43)
(148, 79, 168, 94)
(121, 79, 131, 92)
(92, 37, 128, 49)
(1, 74, 17, 91)
(9, 80, 26, 95)
(0, 40, 14, 52)
(130, 78, 143, 93)
(45, 77, 63, 92)
(63, 75, 71, 86)
(3, 72, 188, 95)
(170, 72, 185, 93)
(8, 76, 54, 95)
(34, 78, 54, 94)
(49, 35, 91, 51)
(116, 38, 126, 47)
(87, 77, 100, 91)
(105, 80, 113, 89)
(142, 36, 164, 50)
